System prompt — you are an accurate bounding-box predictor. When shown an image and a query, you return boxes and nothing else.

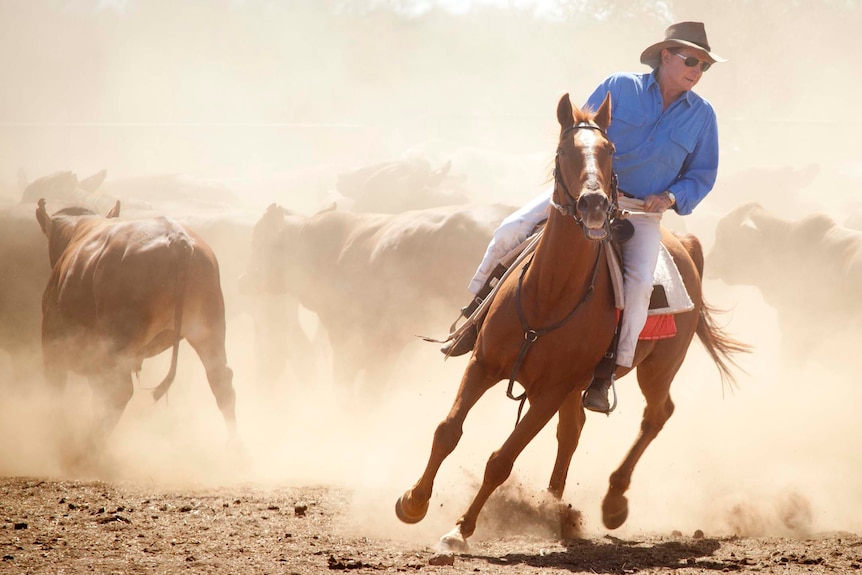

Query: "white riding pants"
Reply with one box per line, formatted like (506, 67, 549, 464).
(468, 187, 553, 295)
(615, 201, 662, 368)
(467, 191, 663, 369)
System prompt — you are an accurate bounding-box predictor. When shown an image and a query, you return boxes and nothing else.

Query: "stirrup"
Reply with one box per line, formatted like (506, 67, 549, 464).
(440, 324, 478, 358)
(582, 376, 618, 415)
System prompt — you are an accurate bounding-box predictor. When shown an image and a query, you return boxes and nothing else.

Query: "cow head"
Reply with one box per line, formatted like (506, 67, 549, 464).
(708, 201, 840, 287)
(21, 169, 108, 205)
(36, 198, 120, 268)
(240, 203, 292, 295)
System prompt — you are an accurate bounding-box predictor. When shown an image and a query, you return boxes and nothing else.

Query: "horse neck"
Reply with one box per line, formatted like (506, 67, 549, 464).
(525, 211, 604, 302)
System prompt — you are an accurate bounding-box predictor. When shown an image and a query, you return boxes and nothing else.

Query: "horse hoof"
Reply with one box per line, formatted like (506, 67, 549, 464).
(601, 493, 629, 530)
(438, 527, 469, 554)
(559, 504, 584, 540)
(395, 491, 429, 524)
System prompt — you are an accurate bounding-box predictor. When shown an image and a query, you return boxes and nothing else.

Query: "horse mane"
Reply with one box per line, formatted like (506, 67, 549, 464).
(573, 106, 597, 125)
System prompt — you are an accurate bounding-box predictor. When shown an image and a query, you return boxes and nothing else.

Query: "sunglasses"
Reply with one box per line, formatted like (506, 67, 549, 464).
(673, 51, 712, 72)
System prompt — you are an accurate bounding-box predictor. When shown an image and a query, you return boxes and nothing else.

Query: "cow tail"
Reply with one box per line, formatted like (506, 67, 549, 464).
(153, 235, 194, 403)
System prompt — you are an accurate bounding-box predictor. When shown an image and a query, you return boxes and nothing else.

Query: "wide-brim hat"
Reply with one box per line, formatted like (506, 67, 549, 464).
(640, 21, 726, 69)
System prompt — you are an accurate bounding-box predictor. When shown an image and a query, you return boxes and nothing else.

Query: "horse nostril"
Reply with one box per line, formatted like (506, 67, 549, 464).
(577, 195, 590, 213)
(577, 193, 609, 215)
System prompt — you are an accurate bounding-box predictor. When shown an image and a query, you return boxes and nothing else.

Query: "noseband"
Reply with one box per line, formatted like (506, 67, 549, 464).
(550, 121, 619, 235)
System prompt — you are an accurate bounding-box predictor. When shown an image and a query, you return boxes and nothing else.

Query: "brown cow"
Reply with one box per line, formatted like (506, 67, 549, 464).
(334, 156, 468, 213)
(0, 204, 51, 387)
(21, 170, 108, 208)
(35, 198, 238, 452)
(707, 201, 862, 365)
(241, 203, 514, 389)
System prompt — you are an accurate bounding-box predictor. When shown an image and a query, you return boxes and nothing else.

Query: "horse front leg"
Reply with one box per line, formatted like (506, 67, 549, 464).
(547, 389, 587, 538)
(395, 359, 496, 525)
(602, 372, 675, 529)
(438, 383, 570, 554)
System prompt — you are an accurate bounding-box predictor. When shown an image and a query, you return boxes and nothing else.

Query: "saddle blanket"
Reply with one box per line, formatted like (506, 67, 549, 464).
(634, 311, 678, 341)
(607, 243, 695, 341)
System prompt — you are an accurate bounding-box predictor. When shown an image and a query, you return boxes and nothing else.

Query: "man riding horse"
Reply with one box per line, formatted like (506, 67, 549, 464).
(442, 21, 727, 414)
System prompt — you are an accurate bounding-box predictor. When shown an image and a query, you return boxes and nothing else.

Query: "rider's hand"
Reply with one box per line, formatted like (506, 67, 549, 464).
(643, 192, 674, 213)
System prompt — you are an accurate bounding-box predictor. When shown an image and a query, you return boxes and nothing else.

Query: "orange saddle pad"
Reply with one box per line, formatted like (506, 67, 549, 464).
(615, 309, 677, 341)
(640, 314, 677, 341)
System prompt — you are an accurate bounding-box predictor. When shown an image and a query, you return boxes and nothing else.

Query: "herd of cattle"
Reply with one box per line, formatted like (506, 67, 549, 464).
(1, 157, 860, 460)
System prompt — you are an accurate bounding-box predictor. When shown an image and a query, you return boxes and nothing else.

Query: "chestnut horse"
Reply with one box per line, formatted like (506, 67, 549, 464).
(395, 93, 748, 551)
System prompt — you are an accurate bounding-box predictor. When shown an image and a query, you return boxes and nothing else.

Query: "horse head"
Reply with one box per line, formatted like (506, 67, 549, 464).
(553, 92, 615, 241)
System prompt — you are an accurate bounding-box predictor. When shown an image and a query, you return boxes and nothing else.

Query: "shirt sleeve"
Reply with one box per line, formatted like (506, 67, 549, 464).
(667, 104, 719, 216)
(583, 76, 615, 113)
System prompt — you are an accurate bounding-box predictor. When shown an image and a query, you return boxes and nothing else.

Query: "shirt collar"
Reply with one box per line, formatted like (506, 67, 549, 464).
(647, 70, 693, 107)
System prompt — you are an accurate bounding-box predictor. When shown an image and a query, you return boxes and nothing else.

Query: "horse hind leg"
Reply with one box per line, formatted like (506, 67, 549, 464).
(602, 364, 675, 530)
(395, 361, 497, 526)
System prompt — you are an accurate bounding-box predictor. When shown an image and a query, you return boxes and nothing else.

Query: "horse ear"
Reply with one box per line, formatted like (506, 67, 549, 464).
(557, 93, 575, 131)
(594, 92, 611, 131)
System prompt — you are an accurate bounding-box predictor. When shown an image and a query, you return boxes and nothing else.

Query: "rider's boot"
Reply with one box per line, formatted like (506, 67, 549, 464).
(439, 302, 481, 357)
(582, 374, 615, 413)
(440, 264, 506, 357)
(582, 323, 621, 414)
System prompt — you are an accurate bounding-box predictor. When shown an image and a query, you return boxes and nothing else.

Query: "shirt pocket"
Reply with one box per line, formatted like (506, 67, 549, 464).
(662, 124, 699, 171)
(609, 104, 646, 156)
(670, 124, 697, 154)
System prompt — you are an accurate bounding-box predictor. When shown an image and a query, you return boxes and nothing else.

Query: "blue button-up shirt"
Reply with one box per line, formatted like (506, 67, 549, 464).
(584, 72, 719, 216)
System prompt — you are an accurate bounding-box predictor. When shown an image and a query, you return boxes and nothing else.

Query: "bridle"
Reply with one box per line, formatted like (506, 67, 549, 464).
(549, 121, 619, 237)
(504, 120, 620, 425)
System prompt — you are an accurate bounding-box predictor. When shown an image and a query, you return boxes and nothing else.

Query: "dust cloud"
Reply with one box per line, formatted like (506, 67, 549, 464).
(1, 0, 861, 546)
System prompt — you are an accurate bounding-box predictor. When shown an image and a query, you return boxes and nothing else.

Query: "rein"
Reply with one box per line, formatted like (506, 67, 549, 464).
(504, 120, 616, 426)
(505, 235, 606, 425)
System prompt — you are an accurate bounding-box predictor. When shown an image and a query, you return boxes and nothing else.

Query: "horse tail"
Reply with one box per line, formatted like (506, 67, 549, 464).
(677, 232, 752, 393)
(696, 300, 752, 393)
(153, 232, 194, 403)
(677, 232, 706, 278)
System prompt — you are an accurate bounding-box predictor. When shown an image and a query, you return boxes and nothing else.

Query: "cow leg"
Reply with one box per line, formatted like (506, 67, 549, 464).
(187, 338, 238, 442)
(41, 350, 76, 465)
(88, 369, 134, 454)
(206, 364, 237, 440)
(395, 360, 498, 526)
(547, 388, 587, 539)
(438, 382, 572, 553)
(252, 294, 290, 383)
(41, 333, 69, 393)
(602, 360, 676, 530)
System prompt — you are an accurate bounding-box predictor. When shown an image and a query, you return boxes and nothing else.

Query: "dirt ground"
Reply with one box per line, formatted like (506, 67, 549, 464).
(1, 476, 860, 575)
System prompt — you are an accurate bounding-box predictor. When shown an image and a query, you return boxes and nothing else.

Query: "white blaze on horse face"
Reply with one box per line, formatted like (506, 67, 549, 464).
(573, 127, 608, 234)
(575, 128, 601, 192)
